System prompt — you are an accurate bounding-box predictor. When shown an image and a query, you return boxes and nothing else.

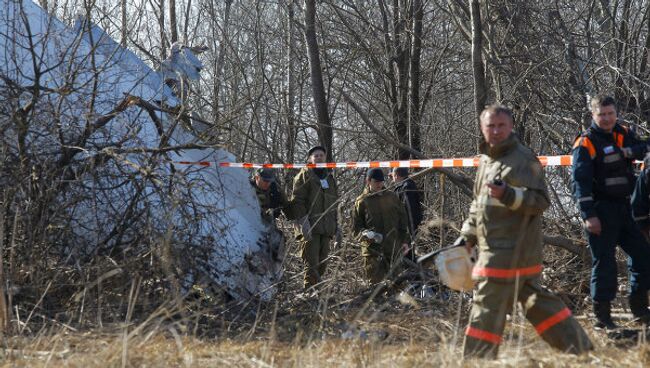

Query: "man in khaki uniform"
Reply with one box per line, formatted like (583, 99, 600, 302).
(289, 146, 339, 289)
(250, 168, 288, 222)
(352, 168, 409, 284)
(461, 105, 592, 358)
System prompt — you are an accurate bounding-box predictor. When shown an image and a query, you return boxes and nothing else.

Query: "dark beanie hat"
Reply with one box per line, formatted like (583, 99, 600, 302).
(366, 168, 385, 182)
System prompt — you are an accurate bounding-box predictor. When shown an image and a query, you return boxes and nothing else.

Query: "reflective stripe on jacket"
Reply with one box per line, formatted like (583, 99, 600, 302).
(572, 122, 647, 219)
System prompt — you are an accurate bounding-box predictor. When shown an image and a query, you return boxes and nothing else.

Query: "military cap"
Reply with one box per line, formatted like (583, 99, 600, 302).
(366, 168, 385, 182)
(256, 168, 275, 182)
(307, 145, 327, 157)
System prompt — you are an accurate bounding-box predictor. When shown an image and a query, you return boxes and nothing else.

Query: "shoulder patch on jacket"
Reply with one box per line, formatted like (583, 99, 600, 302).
(612, 124, 631, 147)
(572, 136, 596, 159)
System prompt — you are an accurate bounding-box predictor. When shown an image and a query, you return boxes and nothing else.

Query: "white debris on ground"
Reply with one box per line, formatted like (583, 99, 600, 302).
(0, 0, 284, 301)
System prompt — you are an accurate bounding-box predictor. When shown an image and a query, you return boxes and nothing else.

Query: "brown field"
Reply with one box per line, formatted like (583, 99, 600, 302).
(0, 225, 645, 367)
(1, 283, 649, 368)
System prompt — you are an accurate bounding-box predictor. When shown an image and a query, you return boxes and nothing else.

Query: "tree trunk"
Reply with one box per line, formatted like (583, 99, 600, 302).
(550, 9, 591, 128)
(286, 0, 297, 163)
(470, 0, 487, 131)
(409, 0, 423, 155)
(639, 4, 650, 127)
(304, 0, 333, 161)
(169, 0, 178, 44)
(121, 0, 127, 47)
(393, 0, 410, 160)
(213, 0, 232, 126)
(159, 0, 166, 59)
(183, 0, 192, 44)
(614, 0, 632, 111)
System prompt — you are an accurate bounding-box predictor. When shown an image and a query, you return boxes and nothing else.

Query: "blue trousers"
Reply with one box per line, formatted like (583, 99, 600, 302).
(587, 200, 650, 301)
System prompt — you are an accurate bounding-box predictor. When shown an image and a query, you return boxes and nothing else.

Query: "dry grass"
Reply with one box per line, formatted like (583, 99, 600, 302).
(1, 222, 647, 367)
(2, 285, 650, 367)
(1, 314, 649, 367)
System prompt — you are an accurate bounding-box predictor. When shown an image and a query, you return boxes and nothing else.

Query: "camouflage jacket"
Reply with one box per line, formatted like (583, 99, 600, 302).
(289, 168, 338, 236)
(250, 180, 288, 220)
(352, 187, 409, 256)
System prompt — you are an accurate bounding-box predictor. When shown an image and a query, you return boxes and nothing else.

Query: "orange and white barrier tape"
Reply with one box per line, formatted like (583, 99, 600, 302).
(176, 154, 575, 169)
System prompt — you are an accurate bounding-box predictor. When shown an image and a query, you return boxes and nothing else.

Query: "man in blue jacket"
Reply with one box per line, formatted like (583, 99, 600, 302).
(391, 168, 424, 237)
(391, 168, 423, 260)
(632, 156, 650, 243)
(572, 94, 650, 329)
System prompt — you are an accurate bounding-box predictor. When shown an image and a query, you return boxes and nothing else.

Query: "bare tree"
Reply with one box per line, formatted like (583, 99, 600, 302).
(158, 0, 166, 58)
(10, 0, 650, 331)
(409, 0, 424, 154)
(304, 0, 333, 160)
(211, 0, 232, 127)
(169, 0, 178, 44)
(470, 0, 487, 130)
(285, 0, 298, 163)
(121, 0, 127, 46)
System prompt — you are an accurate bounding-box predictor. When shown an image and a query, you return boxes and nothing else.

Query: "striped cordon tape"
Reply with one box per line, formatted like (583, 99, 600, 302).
(176, 155, 575, 169)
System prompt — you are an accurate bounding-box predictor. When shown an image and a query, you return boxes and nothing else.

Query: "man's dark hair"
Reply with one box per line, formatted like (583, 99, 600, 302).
(590, 94, 616, 112)
(480, 104, 513, 123)
(392, 167, 409, 178)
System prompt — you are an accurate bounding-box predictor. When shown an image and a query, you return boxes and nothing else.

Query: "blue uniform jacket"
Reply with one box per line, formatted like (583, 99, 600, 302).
(571, 122, 647, 220)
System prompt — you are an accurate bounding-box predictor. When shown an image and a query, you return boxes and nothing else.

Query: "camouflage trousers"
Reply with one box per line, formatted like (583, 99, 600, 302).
(362, 242, 402, 285)
(464, 277, 593, 359)
(300, 234, 331, 288)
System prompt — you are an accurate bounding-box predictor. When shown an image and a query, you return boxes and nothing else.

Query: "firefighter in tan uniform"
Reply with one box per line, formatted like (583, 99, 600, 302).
(461, 105, 593, 359)
(289, 146, 339, 289)
(352, 168, 410, 284)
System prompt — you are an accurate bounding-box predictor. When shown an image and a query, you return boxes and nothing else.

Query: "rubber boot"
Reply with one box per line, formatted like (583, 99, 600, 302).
(593, 300, 619, 330)
(629, 291, 650, 324)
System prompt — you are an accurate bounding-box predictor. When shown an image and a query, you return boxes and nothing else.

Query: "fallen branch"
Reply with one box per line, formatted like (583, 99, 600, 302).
(543, 235, 590, 260)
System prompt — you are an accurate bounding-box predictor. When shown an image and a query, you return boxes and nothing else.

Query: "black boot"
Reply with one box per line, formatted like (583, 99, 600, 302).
(629, 291, 650, 324)
(593, 300, 619, 330)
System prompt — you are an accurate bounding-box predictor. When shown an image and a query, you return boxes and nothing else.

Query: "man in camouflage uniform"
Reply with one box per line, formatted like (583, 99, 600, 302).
(461, 105, 592, 359)
(289, 146, 339, 289)
(353, 168, 410, 284)
(250, 168, 288, 221)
